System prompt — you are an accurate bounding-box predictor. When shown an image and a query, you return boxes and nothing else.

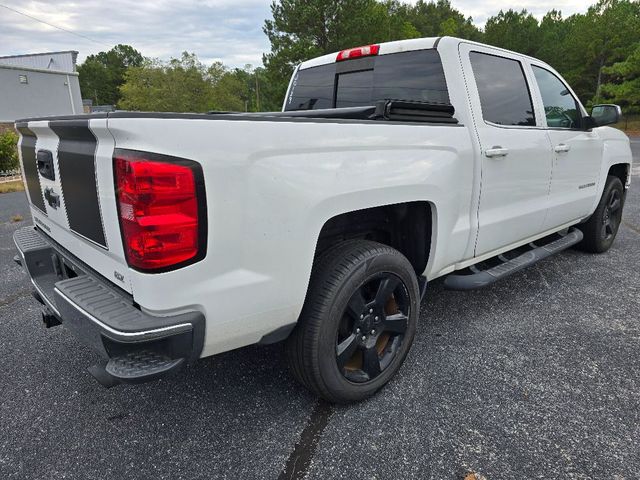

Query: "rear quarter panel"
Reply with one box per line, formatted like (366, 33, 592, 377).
(107, 117, 475, 356)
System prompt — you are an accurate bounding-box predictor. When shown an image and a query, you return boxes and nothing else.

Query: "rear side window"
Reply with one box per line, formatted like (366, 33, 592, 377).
(285, 49, 450, 111)
(532, 66, 582, 129)
(286, 66, 335, 110)
(469, 52, 536, 127)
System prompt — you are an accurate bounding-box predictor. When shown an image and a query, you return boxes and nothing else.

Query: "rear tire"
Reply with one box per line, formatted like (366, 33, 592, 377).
(286, 240, 420, 403)
(577, 175, 624, 253)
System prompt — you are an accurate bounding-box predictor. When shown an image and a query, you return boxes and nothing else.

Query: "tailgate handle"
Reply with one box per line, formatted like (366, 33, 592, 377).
(37, 150, 55, 181)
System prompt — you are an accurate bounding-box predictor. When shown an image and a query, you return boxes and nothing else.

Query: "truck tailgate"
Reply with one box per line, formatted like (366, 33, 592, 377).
(16, 118, 133, 293)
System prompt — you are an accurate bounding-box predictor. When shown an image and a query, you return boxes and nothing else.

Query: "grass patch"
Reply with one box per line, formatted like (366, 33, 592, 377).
(10, 214, 23, 223)
(613, 115, 640, 135)
(0, 180, 24, 194)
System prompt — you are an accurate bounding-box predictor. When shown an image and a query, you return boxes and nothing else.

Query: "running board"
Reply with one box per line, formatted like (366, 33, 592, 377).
(444, 228, 583, 291)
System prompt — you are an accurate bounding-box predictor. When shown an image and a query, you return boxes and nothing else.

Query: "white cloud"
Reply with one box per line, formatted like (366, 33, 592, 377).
(0, 0, 592, 68)
(0, 0, 272, 66)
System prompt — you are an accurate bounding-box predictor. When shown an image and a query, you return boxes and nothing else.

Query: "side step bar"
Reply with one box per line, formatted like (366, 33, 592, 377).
(444, 228, 583, 291)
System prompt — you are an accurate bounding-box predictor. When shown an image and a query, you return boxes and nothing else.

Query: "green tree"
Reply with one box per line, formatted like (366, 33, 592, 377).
(119, 53, 266, 113)
(484, 9, 541, 57)
(561, 0, 640, 104)
(209, 65, 254, 112)
(536, 10, 572, 72)
(600, 45, 640, 114)
(119, 53, 211, 112)
(78, 44, 144, 106)
(403, 0, 482, 40)
(0, 130, 19, 171)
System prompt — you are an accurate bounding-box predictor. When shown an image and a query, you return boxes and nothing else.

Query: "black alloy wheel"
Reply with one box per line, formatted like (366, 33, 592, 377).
(601, 188, 622, 241)
(336, 273, 410, 383)
(576, 175, 625, 253)
(286, 240, 420, 403)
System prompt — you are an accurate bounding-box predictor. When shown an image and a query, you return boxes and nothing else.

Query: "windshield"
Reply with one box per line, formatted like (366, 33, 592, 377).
(285, 49, 450, 111)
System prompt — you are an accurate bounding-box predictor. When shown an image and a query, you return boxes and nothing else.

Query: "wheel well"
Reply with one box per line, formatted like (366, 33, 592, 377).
(608, 163, 629, 187)
(316, 202, 432, 275)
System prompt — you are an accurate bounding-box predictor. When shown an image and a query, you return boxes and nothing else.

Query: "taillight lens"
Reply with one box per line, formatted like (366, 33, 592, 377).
(114, 150, 206, 272)
(336, 44, 380, 62)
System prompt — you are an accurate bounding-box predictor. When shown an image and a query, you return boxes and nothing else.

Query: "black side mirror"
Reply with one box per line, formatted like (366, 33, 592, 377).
(582, 116, 598, 130)
(590, 104, 622, 127)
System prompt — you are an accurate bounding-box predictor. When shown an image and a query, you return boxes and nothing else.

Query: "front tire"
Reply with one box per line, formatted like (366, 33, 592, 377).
(286, 240, 420, 403)
(577, 175, 624, 253)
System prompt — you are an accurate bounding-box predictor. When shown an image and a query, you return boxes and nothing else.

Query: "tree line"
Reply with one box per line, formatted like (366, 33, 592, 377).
(78, 0, 640, 115)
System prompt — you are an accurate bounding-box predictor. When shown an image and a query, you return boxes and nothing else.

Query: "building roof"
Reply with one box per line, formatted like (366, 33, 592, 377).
(0, 51, 78, 73)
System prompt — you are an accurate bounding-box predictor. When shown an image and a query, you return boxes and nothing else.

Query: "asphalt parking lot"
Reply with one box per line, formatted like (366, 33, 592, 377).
(1, 140, 638, 480)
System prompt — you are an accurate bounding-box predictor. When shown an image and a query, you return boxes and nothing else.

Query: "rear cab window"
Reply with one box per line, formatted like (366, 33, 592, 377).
(469, 51, 536, 127)
(285, 49, 450, 111)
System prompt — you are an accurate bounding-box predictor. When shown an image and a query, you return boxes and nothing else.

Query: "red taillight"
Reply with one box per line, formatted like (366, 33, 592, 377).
(114, 151, 205, 272)
(336, 44, 380, 62)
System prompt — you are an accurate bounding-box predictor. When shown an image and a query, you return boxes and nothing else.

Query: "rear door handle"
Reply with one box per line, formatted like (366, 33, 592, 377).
(485, 147, 509, 158)
(554, 144, 571, 153)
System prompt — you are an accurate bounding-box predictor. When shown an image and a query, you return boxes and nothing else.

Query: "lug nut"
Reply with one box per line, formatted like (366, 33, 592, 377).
(360, 314, 364, 319)
(369, 309, 373, 314)
(374, 316, 379, 321)
(361, 336, 367, 341)
(371, 330, 375, 335)
(356, 328, 360, 333)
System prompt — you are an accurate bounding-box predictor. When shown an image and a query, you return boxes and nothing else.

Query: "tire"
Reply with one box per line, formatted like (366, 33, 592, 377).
(286, 240, 420, 403)
(576, 175, 624, 253)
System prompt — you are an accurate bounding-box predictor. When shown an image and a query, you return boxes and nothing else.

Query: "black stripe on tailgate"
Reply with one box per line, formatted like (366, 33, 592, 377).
(16, 125, 47, 214)
(50, 120, 107, 248)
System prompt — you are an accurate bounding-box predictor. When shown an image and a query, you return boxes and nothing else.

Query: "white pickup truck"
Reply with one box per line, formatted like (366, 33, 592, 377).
(14, 36, 632, 403)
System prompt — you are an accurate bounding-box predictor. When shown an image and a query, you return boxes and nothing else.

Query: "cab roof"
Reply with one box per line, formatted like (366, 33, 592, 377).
(297, 36, 543, 71)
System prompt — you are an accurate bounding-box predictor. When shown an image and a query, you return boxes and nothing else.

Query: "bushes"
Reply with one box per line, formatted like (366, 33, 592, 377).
(0, 130, 19, 171)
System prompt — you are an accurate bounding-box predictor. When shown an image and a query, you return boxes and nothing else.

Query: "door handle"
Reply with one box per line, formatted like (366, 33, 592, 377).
(554, 144, 571, 153)
(485, 147, 509, 158)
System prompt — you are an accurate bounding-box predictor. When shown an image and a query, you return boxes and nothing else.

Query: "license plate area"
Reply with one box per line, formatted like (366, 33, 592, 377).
(51, 252, 83, 282)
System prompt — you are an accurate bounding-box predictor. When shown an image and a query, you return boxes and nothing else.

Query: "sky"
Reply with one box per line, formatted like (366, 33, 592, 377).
(0, 0, 591, 68)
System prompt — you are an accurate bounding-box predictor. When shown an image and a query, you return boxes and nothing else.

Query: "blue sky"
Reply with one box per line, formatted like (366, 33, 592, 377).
(0, 1, 590, 67)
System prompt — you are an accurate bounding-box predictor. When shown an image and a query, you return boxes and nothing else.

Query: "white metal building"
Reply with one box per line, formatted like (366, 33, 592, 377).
(0, 51, 83, 122)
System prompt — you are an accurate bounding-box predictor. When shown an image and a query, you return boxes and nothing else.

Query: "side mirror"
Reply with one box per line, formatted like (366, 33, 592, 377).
(590, 104, 622, 127)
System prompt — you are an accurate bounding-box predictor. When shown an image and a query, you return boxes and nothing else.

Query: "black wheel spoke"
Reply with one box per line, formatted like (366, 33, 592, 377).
(336, 334, 358, 369)
(362, 346, 381, 379)
(601, 223, 609, 239)
(347, 290, 366, 320)
(375, 276, 400, 305)
(382, 313, 408, 334)
(335, 272, 411, 384)
(611, 216, 619, 231)
(610, 197, 621, 213)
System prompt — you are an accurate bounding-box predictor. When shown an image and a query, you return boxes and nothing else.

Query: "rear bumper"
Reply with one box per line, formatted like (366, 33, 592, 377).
(13, 226, 205, 385)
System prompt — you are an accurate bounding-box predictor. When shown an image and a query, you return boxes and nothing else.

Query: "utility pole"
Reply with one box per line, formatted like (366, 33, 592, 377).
(255, 75, 261, 111)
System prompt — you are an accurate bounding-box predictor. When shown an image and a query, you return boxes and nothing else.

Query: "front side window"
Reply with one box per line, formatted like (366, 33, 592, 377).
(532, 66, 582, 129)
(469, 51, 536, 127)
